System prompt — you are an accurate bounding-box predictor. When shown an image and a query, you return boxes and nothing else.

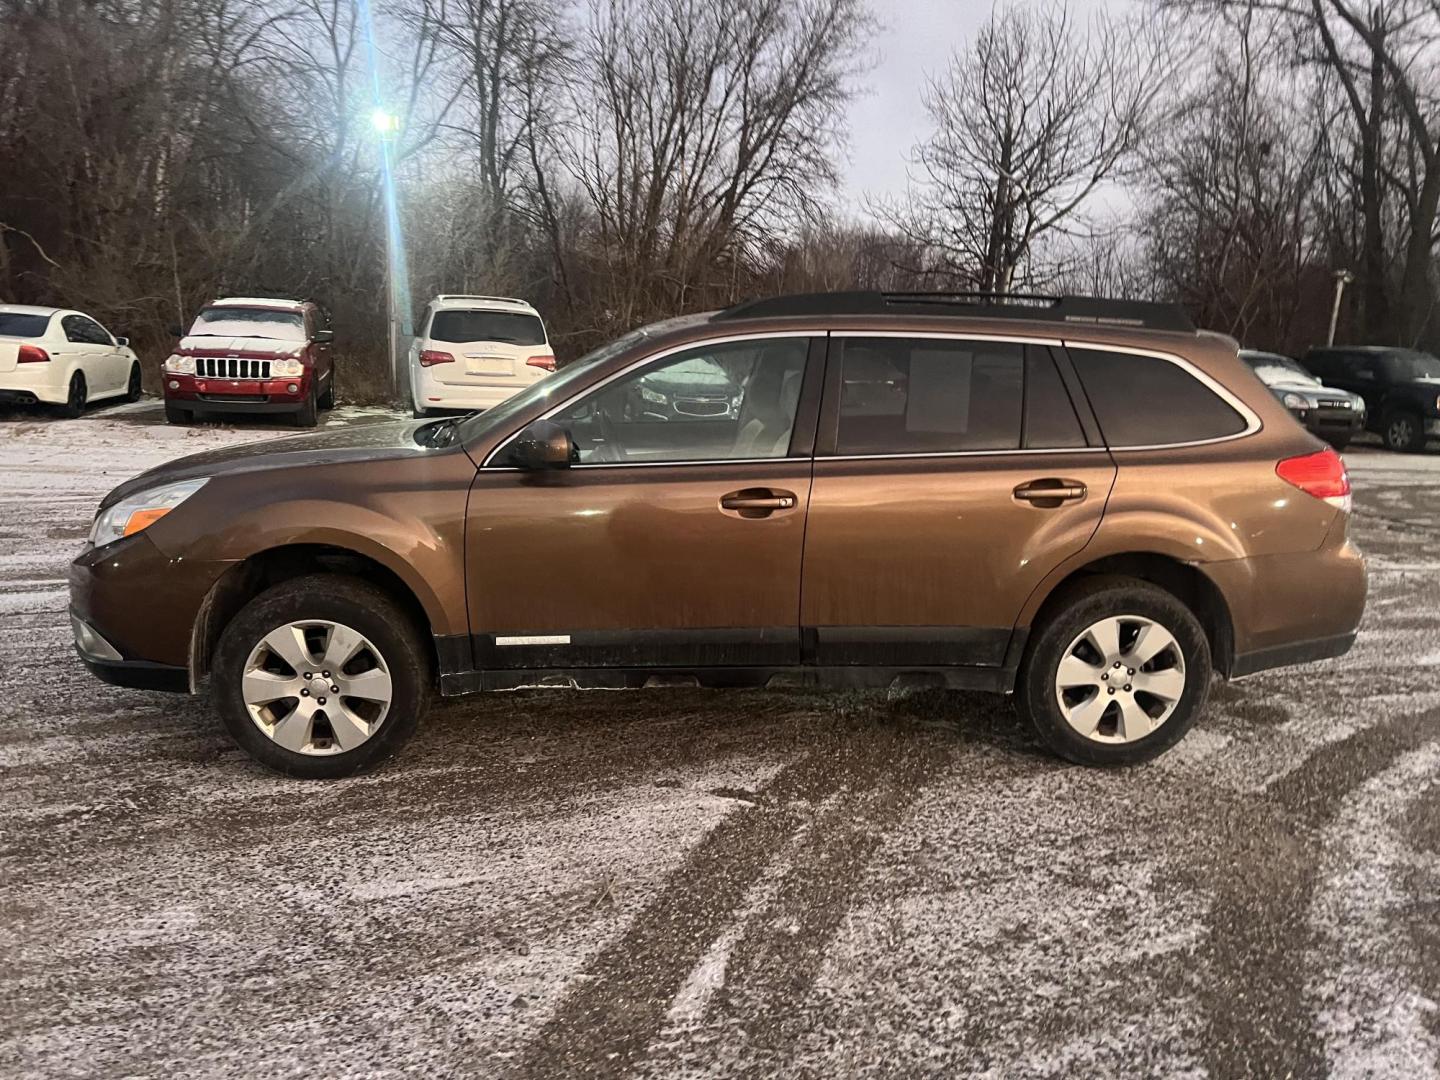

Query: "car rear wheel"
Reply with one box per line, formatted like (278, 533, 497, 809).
(59, 372, 86, 419)
(318, 371, 335, 410)
(125, 363, 143, 403)
(1016, 577, 1211, 766)
(212, 574, 429, 778)
(1382, 409, 1425, 452)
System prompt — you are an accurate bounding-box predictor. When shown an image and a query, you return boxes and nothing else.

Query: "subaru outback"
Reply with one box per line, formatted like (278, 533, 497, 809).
(70, 293, 1366, 777)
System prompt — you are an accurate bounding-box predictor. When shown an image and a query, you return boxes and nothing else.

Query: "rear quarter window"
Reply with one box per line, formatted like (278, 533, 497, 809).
(1070, 348, 1249, 448)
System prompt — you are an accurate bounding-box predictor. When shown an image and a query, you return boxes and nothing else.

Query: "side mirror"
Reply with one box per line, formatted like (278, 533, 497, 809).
(169, 325, 183, 338)
(510, 420, 574, 469)
(313, 329, 334, 344)
(115, 336, 129, 347)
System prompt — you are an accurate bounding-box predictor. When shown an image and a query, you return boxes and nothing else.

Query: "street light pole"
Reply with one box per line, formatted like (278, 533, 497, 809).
(1328, 269, 1354, 347)
(371, 108, 403, 403)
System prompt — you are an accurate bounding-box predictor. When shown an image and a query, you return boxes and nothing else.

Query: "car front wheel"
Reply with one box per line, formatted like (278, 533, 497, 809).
(212, 574, 429, 778)
(1016, 577, 1211, 766)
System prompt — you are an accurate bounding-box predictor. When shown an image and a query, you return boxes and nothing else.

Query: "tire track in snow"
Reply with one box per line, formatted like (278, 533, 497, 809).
(1307, 742, 1440, 1078)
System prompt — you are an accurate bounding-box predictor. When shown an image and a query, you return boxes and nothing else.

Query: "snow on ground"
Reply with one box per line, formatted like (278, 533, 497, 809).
(1, 407, 1439, 1078)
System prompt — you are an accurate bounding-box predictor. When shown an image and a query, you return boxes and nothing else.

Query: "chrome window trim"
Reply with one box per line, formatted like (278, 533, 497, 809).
(481, 330, 816, 468)
(482, 328, 1263, 470)
(1061, 340, 1264, 450)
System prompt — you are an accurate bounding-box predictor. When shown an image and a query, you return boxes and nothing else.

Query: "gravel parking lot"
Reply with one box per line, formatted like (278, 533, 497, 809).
(2, 402, 1438, 1079)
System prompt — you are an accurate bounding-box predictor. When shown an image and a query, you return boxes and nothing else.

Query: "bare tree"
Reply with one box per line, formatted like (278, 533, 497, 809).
(874, 1, 1167, 293)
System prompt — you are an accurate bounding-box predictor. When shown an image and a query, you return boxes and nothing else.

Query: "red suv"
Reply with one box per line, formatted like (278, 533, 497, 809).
(163, 297, 335, 426)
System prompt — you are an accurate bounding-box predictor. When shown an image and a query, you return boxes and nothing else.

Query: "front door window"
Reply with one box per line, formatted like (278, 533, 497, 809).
(548, 337, 809, 464)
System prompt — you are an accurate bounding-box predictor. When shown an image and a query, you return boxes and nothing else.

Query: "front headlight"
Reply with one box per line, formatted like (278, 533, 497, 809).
(273, 358, 305, 377)
(1282, 392, 1310, 410)
(164, 354, 195, 375)
(89, 478, 208, 548)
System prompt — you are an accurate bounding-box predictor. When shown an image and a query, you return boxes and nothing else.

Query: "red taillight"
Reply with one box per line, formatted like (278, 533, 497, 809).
(526, 354, 556, 372)
(1277, 448, 1351, 508)
(419, 350, 455, 367)
(17, 344, 49, 363)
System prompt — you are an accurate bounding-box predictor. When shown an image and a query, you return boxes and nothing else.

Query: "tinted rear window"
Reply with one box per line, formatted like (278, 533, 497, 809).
(0, 313, 50, 337)
(1025, 347, 1087, 448)
(1071, 349, 1247, 447)
(430, 310, 545, 346)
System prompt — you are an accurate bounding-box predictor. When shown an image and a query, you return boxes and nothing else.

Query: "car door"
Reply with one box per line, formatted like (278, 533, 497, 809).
(466, 333, 822, 671)
(83, 315, 129, 391)
(801, 334, 1116, 669)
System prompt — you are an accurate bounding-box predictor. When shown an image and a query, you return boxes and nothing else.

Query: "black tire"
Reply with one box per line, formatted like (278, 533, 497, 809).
(58, 372, 86, 418)
(1324, 434, 1351, 452)
(318, 370, 335, 410)
(212, 574, 429, 778)
(1382, 409, 1425, 452)
(164, 403, 190, 425)
(125, 363, 143, 403)
(412, 406, 431, 419)
(292, 382, 319, 428)
(1016, 576, 1211, 766)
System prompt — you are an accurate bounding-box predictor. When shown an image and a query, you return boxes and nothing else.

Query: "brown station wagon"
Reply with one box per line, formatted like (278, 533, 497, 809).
(70, 293, 1367, 777)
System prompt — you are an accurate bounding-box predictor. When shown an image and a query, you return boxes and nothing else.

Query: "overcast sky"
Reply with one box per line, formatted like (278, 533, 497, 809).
(844, 0, 1125, 209)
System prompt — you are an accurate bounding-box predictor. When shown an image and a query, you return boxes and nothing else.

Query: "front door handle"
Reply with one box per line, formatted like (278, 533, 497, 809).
(720, 488, 798, 517)
(1013, 478, 1087, 507)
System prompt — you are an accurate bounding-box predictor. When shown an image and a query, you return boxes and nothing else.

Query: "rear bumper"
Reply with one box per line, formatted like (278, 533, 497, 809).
(413, 371, 532, 411)
(163, 372, 311, 412)
(0, 366, 67, 404)
(1231, 631, 1357, 678)
(78, 654, 189, 693)
(1206, 519, 1366, 677)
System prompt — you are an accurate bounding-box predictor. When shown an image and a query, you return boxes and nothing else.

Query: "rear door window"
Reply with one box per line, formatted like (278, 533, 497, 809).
(430, 310, 545, 346)
(831, 338, 1087, 454)
(1069, 348, 1248, 447)
(833, 338, 1025, 454)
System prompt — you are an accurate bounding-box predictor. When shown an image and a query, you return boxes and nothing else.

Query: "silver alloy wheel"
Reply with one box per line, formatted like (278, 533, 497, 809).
(241, 620, 393, 756)
(1054, 614, 1186, 744)
(1388, 416, 1414, 447)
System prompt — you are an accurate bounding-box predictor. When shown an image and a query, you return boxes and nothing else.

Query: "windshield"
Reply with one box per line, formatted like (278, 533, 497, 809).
(189, 306, 306, 341)
(1242, 352, 1319, 387)
(430, 310, 545, 346)
(1382, 350, 1440, 380)
(0, 312, 50, 338)
(448, 312, 715, 447)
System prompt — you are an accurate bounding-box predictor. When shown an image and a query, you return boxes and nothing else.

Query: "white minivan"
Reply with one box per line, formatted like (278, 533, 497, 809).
(408, 295, 554, 417)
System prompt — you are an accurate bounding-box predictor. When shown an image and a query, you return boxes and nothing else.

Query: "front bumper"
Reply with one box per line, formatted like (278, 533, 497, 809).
(69, 532, 233, 688)
(163, 372, 310, 413)
(1299, 405, 1364, 442)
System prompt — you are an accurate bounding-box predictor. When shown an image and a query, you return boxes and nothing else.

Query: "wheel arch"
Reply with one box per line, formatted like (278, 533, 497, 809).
(1021, 552, 1236, 677)
(190, 543, 440, 685)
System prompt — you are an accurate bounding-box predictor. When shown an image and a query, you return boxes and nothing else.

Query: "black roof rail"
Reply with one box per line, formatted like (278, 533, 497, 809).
(714, 291, 1195, 333)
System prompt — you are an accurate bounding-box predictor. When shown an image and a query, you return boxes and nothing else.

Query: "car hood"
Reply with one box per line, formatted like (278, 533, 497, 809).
(101, 420, 437, 508)
(177, 334, 305, 357)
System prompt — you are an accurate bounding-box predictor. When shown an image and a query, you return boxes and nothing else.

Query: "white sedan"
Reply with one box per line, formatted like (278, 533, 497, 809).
(0, 304, 142, 417)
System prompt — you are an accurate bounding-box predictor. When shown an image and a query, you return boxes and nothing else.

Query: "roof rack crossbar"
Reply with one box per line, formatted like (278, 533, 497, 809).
(714, 291, 1195, 333)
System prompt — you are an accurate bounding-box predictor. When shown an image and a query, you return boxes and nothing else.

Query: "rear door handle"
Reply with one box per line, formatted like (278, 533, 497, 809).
(1013, 478, 1087, 506)
(720, 488, 798, 517)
